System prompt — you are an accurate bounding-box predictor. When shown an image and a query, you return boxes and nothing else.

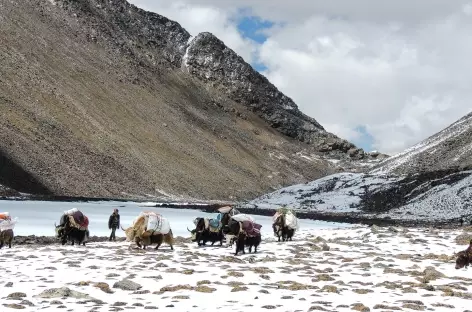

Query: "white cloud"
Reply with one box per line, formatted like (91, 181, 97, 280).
(129, 0, 472, 155)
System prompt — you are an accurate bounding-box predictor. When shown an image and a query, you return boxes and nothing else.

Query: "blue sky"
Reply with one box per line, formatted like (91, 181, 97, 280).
(236, 15, 271, 72)
(236, 16, 375, 152)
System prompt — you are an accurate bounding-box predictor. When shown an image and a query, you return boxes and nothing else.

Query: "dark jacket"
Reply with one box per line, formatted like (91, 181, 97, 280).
(108, 213, 120, 229)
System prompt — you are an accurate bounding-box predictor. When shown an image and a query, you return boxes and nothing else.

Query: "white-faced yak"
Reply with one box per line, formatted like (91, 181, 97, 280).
(223, 219, 262, 256)
(187, 217, 224, 246)
(272, 208, 299, 242)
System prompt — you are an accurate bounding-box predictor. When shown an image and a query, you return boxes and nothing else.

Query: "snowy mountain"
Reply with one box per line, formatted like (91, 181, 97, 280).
(370, 112, 472, 175)
(247, 112, 472, 223)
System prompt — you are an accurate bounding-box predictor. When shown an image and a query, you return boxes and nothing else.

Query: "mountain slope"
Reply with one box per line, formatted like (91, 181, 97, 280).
(246, 112, 472, 223)
(0, 0, 373, 200)
(370, 112, 472, 175)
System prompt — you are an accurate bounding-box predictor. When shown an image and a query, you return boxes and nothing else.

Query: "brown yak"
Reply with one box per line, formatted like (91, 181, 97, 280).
(0, 229, 14, 249)
(122, 225, 174, 250)
(456, 239, 472, 269)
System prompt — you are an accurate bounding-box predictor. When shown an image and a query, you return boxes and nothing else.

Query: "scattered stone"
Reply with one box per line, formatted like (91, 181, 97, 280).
(194, 285, 216, 293)
(321, 285, 339, 293)
(113, 279, 142, 291)
(34, 287, 96, 301)
(94, 282, 114, 294)
(112, 302, 127, 306)
(351, 303, 370, 311)
(422, 266, 445, 283)
(231, 286, 248, 292)
(3, 304, 25, 309)
(7, 293, 27, 300)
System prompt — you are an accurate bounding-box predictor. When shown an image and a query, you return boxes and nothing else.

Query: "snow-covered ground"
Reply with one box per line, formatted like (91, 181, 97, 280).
(1, 225, 471, 311)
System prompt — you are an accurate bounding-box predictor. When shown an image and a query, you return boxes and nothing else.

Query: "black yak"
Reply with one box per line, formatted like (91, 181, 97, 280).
(223, 219, 261, 256)
(188, 217, 224, 246)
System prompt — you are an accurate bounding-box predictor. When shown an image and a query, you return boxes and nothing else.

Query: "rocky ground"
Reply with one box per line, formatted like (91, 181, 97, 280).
(2, 226, 472, 311)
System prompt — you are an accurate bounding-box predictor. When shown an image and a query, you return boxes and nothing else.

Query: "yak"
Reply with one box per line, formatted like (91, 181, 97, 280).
(55, 216, 89, 246)
(455, 240, 472, 269)
(122, 226, 174, 250)
(187, 217, 224, 247)
(0, 229, 14, 249)
(272, 213, 295, 242)
(223, 219, 261, 256)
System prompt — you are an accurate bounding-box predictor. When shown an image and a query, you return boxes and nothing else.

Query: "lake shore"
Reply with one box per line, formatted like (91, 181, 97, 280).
(0, 195, 464, 228)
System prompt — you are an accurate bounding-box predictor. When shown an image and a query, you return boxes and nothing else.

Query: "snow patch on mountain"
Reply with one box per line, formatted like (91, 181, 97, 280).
(371, 112, 472, 174)
(245, 172, 399, 214)
(377, 170, 472, 221)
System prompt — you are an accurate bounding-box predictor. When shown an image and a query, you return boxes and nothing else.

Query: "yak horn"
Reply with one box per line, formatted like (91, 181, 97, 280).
(187, 227, 192, 232)
(121, 225, 126, 231)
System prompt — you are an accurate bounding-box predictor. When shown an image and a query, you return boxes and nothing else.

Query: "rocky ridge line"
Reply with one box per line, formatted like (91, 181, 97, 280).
(53, 0, 371, 160)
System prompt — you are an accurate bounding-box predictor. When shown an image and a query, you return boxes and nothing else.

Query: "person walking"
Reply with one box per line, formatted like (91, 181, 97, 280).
(108, 208, 120, 242)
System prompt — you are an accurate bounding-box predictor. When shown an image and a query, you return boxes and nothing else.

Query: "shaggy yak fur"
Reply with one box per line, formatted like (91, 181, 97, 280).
(188, 217, 224, 246)
(223, 219, 261, 256)
(122, 226, 174, 250)
(272, 213, 295, 242)
(55, 217, 89, 246)
(0, 229, 14, 249)
(456, 240, 472, 269)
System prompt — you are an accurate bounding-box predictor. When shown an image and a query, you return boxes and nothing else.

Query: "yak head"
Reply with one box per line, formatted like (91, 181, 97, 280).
(122, 225, 137, 242)
(187, 226, 198, 242)
(222, 219, 239, 236)
(272, 214, 285, 234)
(456, 252, 469, 269)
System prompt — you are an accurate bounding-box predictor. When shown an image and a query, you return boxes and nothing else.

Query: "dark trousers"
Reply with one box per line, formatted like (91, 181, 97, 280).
(109, 227, 117, 241)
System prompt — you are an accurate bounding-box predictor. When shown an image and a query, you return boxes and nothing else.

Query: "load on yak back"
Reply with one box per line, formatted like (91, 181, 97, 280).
(122, 211, 174, 250)
(187, 205, 241, 246)
(0, 212, 17, 249)
(223, 213, 262, 255)
(55, 208, 90, 246)
(272, 206, 299, 242)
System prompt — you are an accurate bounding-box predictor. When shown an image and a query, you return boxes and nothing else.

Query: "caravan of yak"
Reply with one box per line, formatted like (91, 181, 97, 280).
(0, 206, 299, 257)
(2, 207, 472, 269)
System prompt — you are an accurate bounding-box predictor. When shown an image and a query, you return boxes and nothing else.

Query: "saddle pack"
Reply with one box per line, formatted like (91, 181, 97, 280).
(241, 220, 262, 237)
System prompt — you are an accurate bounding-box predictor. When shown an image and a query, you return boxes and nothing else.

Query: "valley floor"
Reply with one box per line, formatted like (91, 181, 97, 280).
(1, 226, 472, 311)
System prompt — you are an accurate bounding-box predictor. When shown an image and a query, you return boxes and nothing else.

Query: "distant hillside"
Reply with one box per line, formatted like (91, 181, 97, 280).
(370, 112, 472, 175)
(0, 0, 381, 201)
(247, 112, 472, 224)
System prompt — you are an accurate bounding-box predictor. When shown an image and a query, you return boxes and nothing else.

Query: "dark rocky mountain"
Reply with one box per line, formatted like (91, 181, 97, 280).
(247, 112, 472, 224)
(0, 0, 382, 201)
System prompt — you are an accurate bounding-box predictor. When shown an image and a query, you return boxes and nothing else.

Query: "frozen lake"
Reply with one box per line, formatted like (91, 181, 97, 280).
(0, 200, 352, 237)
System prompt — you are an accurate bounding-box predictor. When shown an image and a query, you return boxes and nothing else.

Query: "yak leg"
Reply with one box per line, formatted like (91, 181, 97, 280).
(235, 236, 245, 256)
(155, 243, 162, 250)
(248, 245, 252, 253)
(0, 241, 3, 249)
